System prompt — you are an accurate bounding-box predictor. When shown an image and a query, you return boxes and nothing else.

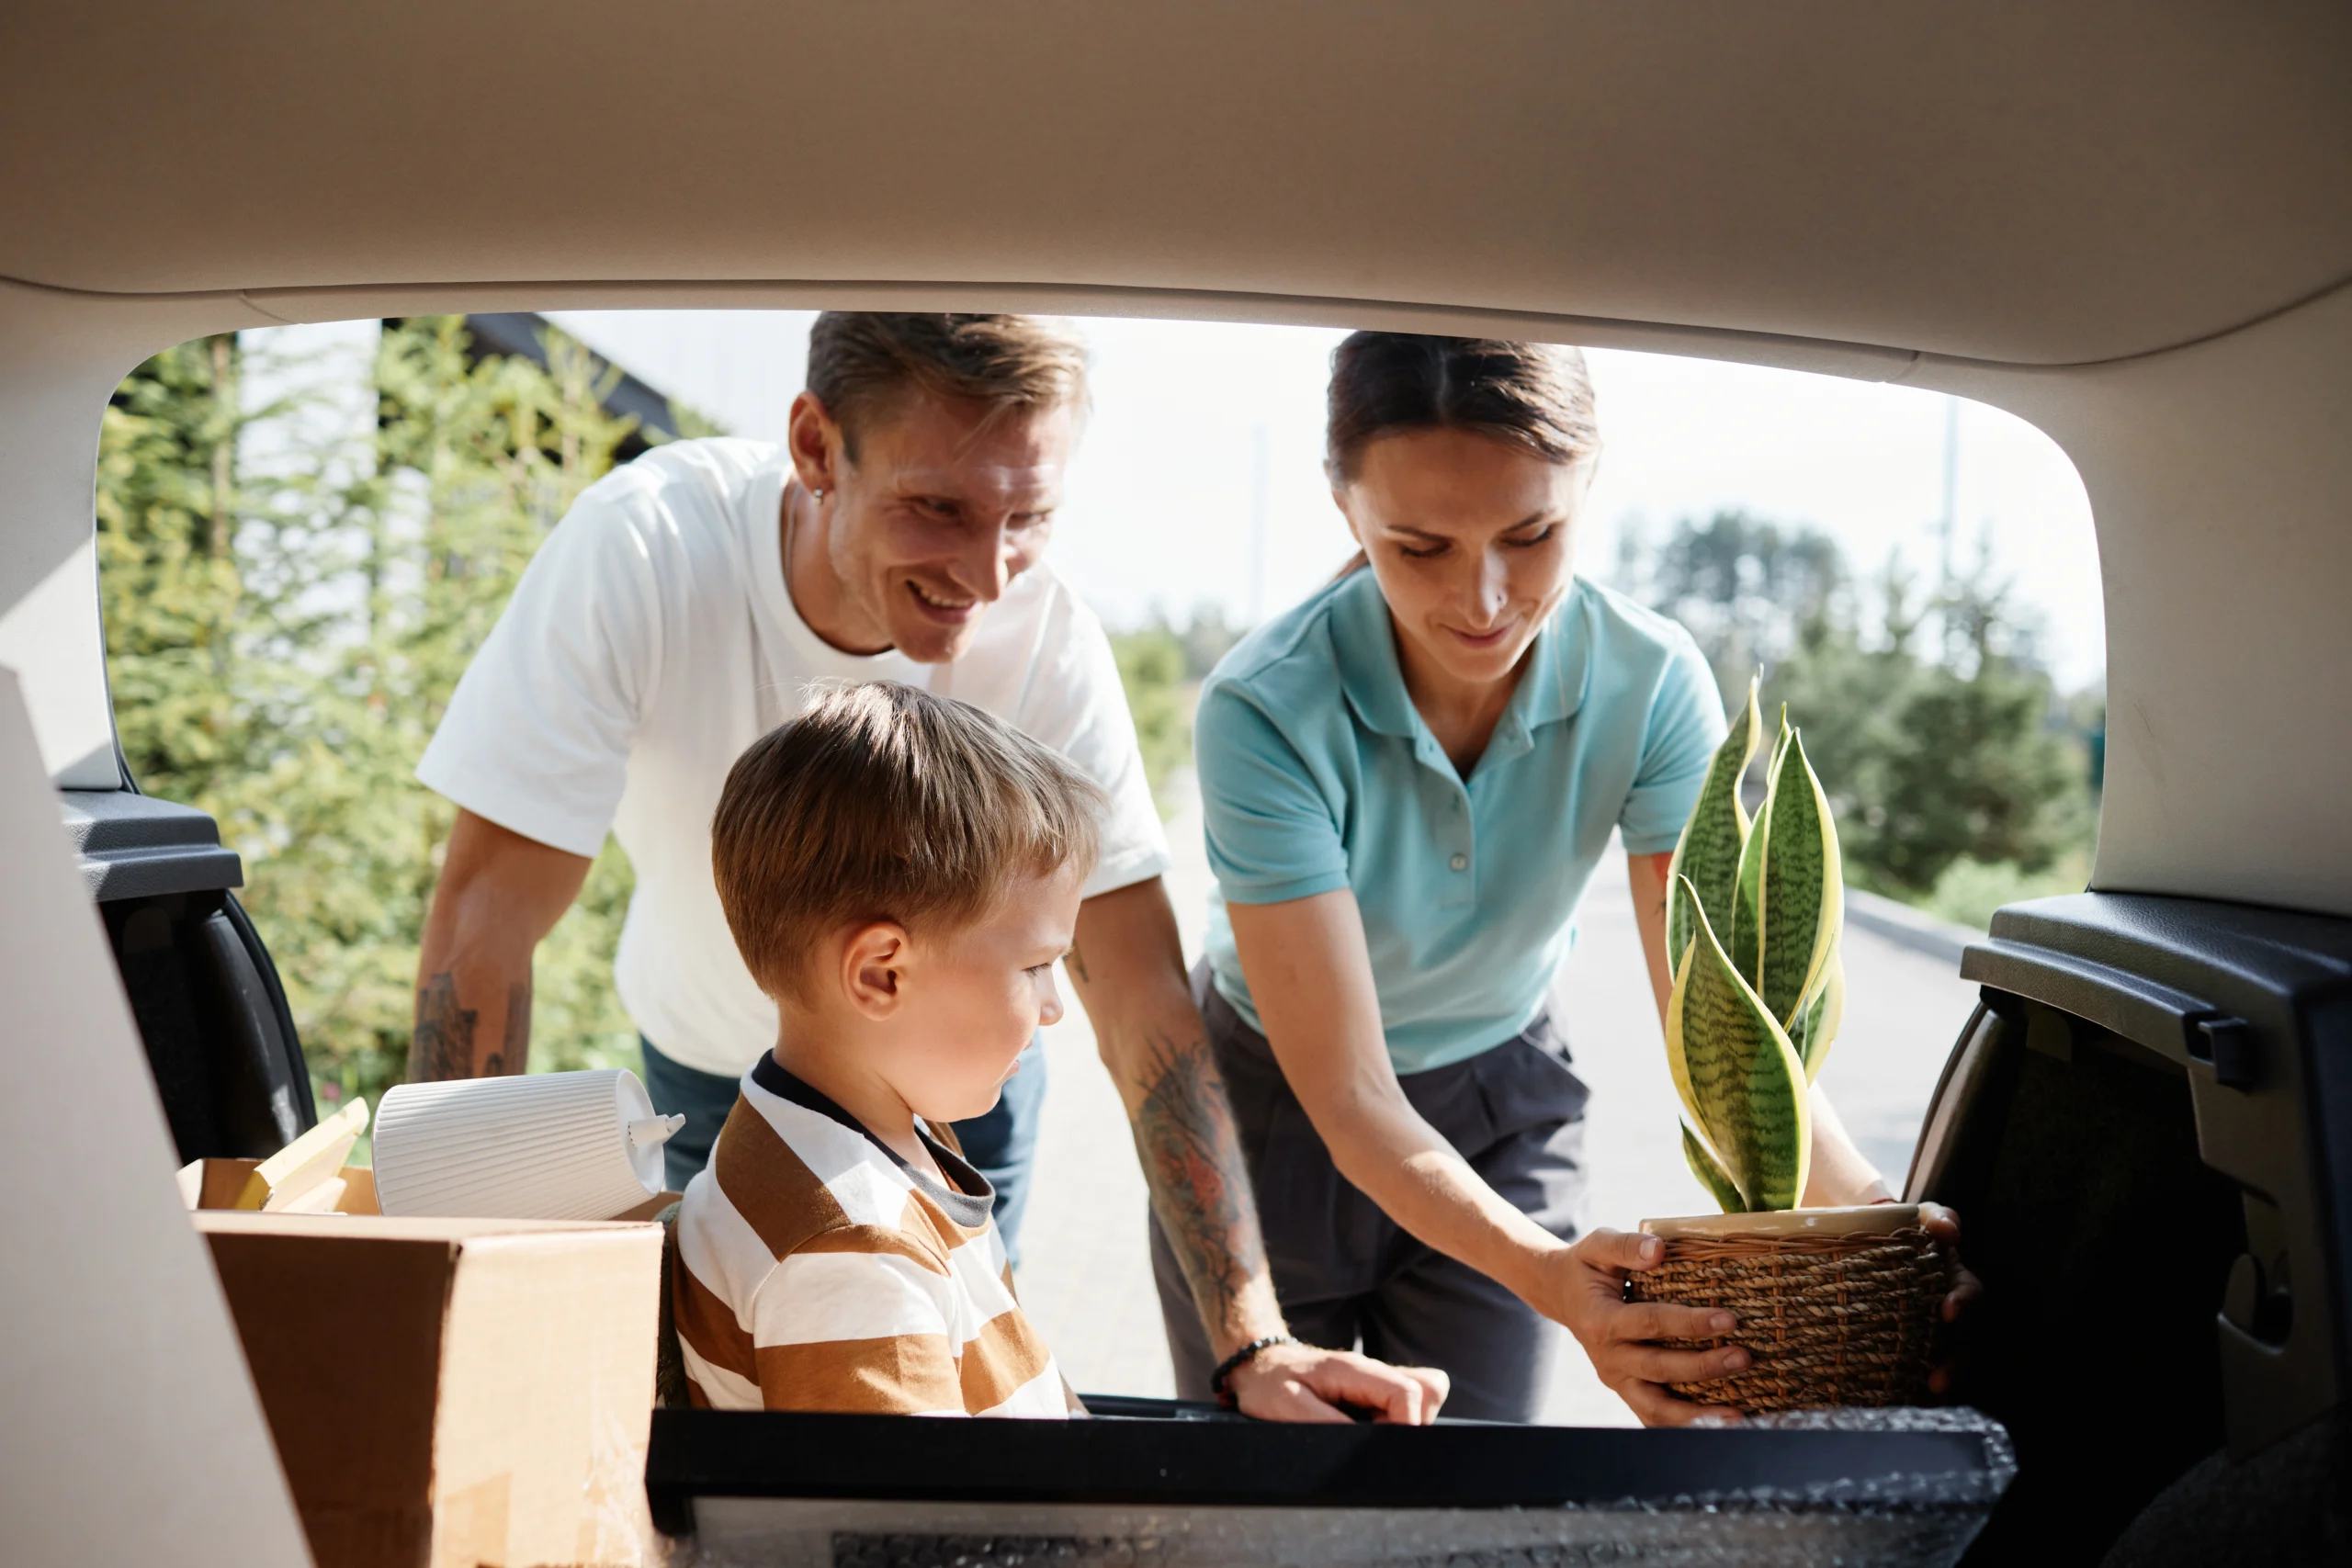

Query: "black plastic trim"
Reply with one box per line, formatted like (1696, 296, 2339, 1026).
(1951, 892, 2351, 1459)
(59, 788, 244, 902)
(1962, 937, 2220, 1065)
(220, 890, 317, 1134)
(643, 1405, 2004, 1539)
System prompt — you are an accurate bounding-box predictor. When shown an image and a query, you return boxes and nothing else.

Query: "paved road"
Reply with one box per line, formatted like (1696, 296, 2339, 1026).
(1015, 772, 1981, 1424)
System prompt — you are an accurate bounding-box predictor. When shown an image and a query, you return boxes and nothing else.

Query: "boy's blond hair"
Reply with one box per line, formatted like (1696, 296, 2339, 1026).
(711, 682, 1103, 1002)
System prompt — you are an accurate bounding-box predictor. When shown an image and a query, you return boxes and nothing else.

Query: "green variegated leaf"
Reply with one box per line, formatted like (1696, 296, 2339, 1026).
(1730, 799, 1765, 984)
(1795, 948, 1845, 1082)
(1670, 875, 1812, 1211)
(1729, 706, 1792, 987)
(1663, 940, 1704, 1132)
(1664, 675, 1760, 969)
(1681, 1120, 1747, 1213)
(1754, 728, 1845, 1030)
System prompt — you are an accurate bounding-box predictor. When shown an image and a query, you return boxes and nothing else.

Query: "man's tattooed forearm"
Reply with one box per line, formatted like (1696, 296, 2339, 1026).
(1065, 941, 1090, 983)
(410, 974, 530, 1079)
(409, 971, 478, 1080)
(481, 980, 530, 1076)
(1128, 1031, 1268, 1337)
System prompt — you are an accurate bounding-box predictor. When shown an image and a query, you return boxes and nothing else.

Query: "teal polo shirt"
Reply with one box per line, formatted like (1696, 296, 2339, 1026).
(1198, 568, 1726, 1075)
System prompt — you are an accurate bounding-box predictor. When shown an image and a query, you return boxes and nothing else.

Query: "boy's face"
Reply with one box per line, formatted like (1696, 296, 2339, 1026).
(850, 865, 1086, 1125)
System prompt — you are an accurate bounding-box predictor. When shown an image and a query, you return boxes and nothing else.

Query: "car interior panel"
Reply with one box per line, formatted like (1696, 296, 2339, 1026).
(1, 5, 2346, 1564)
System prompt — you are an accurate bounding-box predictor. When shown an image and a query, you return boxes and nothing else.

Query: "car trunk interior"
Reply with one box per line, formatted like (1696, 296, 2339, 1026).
(3, 6, 2348, 1566)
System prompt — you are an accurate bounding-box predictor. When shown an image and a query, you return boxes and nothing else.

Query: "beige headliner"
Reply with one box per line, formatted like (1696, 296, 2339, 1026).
(0, 1, 2347, 922)
(5, 3, 2348, 367)
(6, 13, 2350, 1558)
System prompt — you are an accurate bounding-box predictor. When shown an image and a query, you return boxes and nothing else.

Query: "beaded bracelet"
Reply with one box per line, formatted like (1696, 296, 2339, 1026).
(1209, 1333, 1298, 1405)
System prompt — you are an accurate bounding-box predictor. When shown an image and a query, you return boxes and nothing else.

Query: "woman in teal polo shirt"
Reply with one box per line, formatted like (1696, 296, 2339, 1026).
(1152, 334, 1898, 1425)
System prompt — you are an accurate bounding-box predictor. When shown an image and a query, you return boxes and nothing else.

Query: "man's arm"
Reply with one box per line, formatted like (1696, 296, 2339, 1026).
(1066, 877, 1446, 1424)
(409, 808, 593, 1080)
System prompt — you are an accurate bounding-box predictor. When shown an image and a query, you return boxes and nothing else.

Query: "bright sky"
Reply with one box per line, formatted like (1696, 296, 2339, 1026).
(550, 310, 2106, 688)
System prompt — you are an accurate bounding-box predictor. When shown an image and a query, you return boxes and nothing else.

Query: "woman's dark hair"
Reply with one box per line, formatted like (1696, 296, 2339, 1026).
(1325, 333, 1600, 485)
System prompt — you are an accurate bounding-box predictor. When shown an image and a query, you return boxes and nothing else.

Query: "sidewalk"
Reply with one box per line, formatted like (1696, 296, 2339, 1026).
(1012, 771, 1981, 1422)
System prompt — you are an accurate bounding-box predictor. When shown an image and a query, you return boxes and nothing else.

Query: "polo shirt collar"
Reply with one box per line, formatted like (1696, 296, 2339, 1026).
(1333, 569, 1594, 742)
(1333, 568, 1421, 738)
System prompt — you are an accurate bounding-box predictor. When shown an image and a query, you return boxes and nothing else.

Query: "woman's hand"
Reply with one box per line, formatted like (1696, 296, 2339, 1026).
(1539, 1228, 1752, 1426)
(1919, 1201, 1983, 1396)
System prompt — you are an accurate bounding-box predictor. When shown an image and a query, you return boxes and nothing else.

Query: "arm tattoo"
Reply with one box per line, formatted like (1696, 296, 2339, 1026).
(409, 971, 477, 1080)
(481, 981, 530, 1077)
(1064, 941, 1090, 984)
(1127, 1030, 1269, 1340)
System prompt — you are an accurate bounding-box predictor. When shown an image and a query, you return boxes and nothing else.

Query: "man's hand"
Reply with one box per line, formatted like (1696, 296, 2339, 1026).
(1541, 1228, 1750, 1427)
(1225, 1341, 1450, 1425)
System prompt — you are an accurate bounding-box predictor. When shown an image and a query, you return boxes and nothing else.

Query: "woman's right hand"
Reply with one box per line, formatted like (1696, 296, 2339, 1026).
(1538, 1228, 1752, 1427)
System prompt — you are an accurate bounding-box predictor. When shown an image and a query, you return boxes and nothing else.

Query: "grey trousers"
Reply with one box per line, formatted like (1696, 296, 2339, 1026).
(1151, 963, 1590, 1423)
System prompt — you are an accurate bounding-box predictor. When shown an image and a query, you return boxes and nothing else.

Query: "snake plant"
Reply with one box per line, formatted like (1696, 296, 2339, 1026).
(1663, 676, 1846, 1213)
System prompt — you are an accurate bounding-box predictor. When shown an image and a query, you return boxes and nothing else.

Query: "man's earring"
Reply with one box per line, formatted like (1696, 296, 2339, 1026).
(812, 485, 826, 502)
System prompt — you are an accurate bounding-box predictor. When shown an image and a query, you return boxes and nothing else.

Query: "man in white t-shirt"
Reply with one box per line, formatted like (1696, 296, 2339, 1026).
(409, 313, 1443, 1423)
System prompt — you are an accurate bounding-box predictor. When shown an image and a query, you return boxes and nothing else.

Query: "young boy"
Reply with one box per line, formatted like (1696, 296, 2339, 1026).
(673, 681, 1101, 1416)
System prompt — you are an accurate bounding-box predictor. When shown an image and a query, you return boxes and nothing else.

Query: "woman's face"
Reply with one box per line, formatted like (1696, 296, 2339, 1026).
(1336, 428, 1591, 692)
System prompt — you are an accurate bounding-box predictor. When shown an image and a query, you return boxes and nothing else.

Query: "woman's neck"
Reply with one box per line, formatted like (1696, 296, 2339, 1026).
(1391, 619, 1529, 777)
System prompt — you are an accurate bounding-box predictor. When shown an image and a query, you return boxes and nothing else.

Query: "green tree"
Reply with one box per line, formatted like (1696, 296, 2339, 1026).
(1111, 624, 1191, 816)
(1622, 509, 1842, 702)
(1626, 512, 2094, 903)
(99, 318, 654, 1111)
(1108, 604, 1247, 817)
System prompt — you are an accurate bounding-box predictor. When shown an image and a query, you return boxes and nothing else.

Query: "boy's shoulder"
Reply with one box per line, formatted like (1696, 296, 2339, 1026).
(681, 1081, 946, 1272)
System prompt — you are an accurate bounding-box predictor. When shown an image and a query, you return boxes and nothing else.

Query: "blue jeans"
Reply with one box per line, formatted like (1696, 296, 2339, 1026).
(637, 1035, 1048, 1265)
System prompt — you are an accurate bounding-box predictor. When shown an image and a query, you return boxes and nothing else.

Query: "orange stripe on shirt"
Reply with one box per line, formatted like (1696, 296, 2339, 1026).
(756, 1333, 965, 1414)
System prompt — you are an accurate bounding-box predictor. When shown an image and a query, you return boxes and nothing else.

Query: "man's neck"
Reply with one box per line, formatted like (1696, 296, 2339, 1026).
(780, 480, 894, 657)
(769, 1037, 940, 1178)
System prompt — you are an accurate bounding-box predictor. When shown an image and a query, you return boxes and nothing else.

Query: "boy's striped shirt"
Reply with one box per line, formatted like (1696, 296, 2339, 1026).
(673, 1055, 1070, 1417)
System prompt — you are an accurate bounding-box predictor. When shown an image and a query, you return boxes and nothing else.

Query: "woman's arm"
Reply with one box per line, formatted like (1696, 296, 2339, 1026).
(1625, 851, 1890, 1206)
(1228, 889, 1755, 1425)
(1068, 878, 1447, 1425)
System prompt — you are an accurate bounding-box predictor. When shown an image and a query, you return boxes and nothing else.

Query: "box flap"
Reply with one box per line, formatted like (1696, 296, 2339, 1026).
(433, 1224, 665, 1568)
(192, 1210, 657, 1242)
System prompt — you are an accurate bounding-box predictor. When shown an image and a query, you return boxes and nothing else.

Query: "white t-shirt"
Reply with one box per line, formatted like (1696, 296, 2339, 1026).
(417, 437, 1169, 1077)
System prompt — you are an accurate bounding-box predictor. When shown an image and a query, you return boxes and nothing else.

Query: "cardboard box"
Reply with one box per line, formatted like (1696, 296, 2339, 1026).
(179, 1156, 382, 1215)
(177, 1156, 682, 1224)
(194, 1208, 665, 1568)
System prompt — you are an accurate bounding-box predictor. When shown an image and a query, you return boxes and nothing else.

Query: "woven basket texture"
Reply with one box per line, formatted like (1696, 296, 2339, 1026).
(1624, 1225, 1951, 1412)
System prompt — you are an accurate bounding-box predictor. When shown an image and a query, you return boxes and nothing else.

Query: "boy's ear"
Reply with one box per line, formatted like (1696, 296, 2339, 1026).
(840, 921, 911, 1020)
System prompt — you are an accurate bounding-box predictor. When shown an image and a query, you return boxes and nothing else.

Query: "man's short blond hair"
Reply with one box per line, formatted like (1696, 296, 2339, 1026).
(712, 682, 1103, 1002)
(805, 312, 1090, 457)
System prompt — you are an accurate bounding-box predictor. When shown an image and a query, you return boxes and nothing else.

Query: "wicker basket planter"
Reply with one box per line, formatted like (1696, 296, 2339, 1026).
(1623, 1203, 1951, 1413)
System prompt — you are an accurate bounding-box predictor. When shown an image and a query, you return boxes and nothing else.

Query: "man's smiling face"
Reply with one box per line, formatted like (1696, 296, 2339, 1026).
(789, 388, 1078, 664)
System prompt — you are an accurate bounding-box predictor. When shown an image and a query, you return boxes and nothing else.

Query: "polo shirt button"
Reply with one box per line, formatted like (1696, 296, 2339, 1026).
(1450, 853, 1469, 872)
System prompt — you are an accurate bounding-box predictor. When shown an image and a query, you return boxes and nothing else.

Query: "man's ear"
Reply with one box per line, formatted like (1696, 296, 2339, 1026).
(840, 921, 911, 1021)
(786, 390, 846, 497)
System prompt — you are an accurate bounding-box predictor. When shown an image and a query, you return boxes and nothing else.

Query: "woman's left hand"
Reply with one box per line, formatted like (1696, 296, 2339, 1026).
(1917, 1201, 1983, 1396)
(1544, 1228, 1754, 1426)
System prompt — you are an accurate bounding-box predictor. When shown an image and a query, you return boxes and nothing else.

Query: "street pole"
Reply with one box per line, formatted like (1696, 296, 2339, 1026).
(1939, 394, 1960, 588)
(1248, 420, 1270, 626)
